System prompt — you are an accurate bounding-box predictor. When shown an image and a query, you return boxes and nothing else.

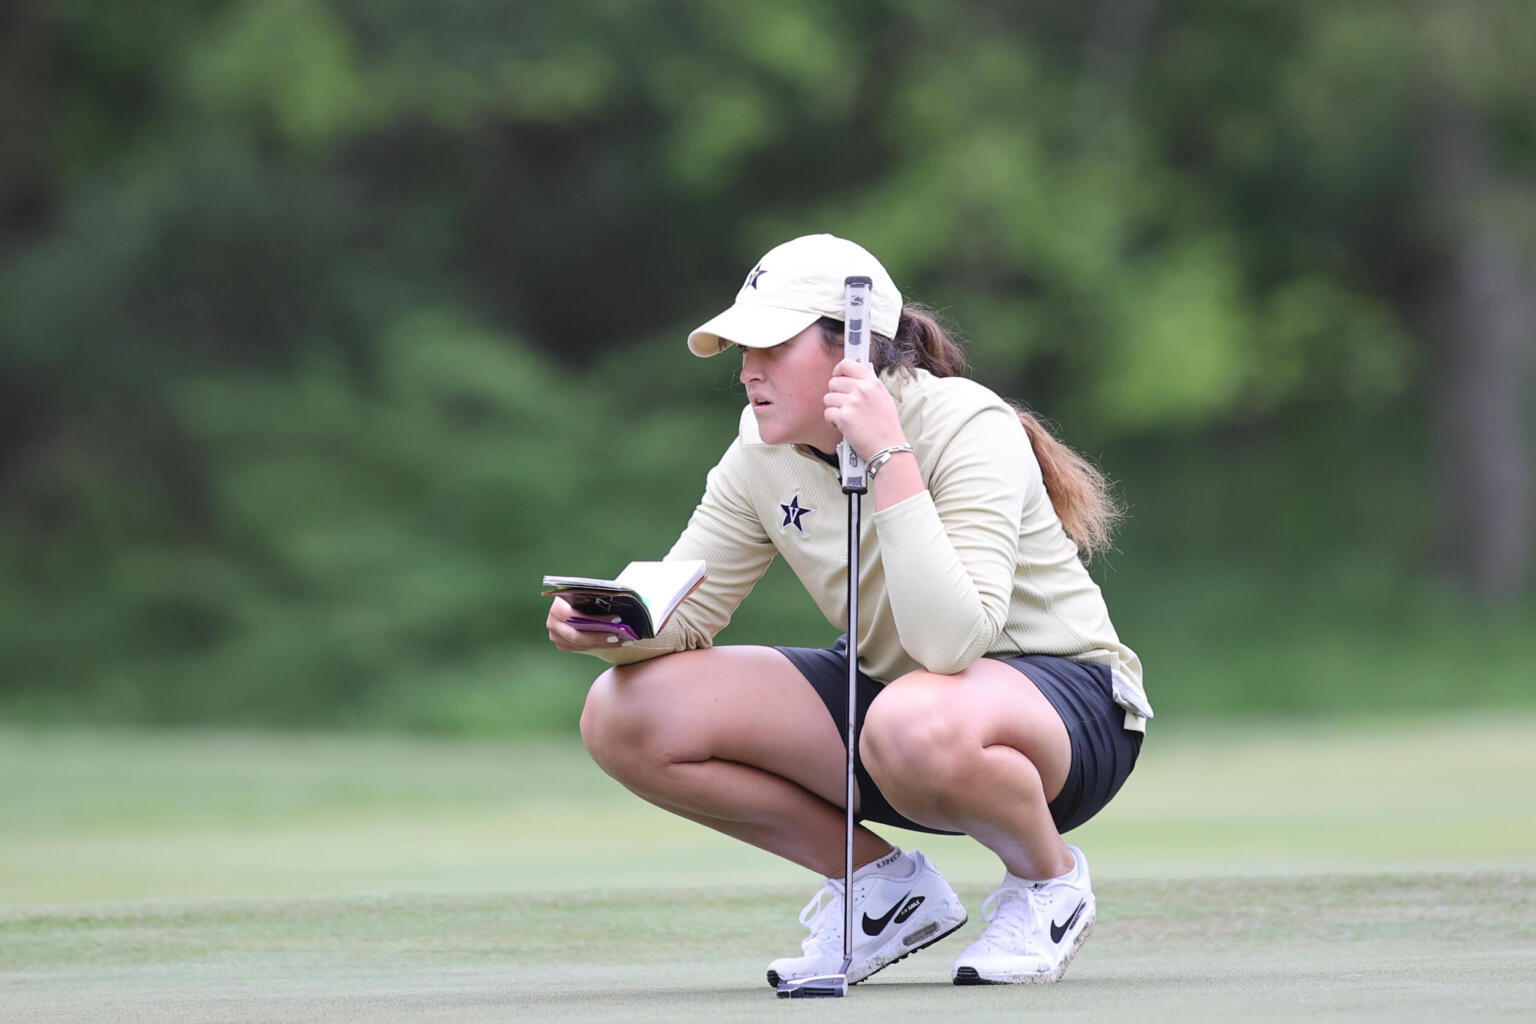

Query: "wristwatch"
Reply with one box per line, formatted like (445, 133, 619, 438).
(865, 444, 915, 478)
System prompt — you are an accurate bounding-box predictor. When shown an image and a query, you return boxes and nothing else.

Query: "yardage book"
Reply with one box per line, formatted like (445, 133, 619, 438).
(541, 559, 706, 640)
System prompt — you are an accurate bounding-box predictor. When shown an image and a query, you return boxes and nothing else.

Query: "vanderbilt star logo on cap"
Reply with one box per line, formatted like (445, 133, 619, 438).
(779, 493, 812, 533)
(687, 234, 903, 357)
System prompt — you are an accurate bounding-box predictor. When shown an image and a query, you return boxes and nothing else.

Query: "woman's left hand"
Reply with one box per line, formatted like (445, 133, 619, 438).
(823, 360, 907, 459)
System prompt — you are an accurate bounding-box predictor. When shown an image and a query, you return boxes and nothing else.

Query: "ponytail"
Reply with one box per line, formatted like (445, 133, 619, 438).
(1010, 404, 1124, 562)
(817, 305, 1123, 561)
(878, 304, 969, 377)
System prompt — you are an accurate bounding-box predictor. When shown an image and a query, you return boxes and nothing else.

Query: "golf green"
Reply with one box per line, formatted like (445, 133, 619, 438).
(2, 716, 1532, 1021)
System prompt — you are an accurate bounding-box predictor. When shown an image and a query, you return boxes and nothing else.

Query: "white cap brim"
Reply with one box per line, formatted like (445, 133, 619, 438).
(687, 304, 822, 357)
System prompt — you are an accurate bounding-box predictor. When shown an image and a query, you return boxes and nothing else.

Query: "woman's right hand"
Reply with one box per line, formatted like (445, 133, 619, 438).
(546, 597, 635, 652)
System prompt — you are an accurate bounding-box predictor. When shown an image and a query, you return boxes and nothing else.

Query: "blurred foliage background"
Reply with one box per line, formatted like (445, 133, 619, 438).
(1, 0, 1532, 733)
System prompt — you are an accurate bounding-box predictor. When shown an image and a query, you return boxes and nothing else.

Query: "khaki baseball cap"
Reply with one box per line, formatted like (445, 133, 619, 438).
(687, 234, 903, 357)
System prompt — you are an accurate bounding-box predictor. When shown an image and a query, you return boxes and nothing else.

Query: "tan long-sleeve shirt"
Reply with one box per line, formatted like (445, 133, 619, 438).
(593, 367, 1150, 731)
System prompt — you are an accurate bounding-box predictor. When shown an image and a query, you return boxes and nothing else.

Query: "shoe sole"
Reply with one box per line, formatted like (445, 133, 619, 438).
(951, 918, 1094, 985)
(766, 910, 969, 989)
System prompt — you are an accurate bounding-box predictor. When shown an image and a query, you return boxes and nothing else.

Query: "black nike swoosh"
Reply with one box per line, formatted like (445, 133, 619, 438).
(861, 890, 914, 936)
(1050, 900, 1086, 944)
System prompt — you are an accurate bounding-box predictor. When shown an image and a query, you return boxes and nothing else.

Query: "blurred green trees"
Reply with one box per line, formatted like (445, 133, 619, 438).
(1, 1, 1532, 728)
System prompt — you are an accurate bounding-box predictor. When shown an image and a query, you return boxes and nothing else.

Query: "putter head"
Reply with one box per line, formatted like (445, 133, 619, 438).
(775, 973, 848, 999)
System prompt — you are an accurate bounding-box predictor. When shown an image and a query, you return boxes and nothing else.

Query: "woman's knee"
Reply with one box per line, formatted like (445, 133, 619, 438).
(579, 662, 670, 780)
(578, 665, 621, 759)
(579, 654, 727, 782)
(859, 675, 973, 800)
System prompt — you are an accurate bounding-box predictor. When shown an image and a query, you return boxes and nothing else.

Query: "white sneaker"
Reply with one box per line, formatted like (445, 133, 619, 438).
(951, 845, 1096, 984)
(767, 848, 967, 988)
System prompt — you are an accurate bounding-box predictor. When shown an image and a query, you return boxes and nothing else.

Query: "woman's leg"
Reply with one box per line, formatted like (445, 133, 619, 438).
(579, 645, 895, 877)
(856, 661, 1074, 879)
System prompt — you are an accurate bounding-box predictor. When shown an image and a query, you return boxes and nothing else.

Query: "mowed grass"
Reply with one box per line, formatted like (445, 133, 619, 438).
(1, 715, 1533, 1022)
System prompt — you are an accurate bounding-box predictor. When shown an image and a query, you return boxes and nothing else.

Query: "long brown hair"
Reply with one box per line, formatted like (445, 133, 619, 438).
(817, 306, 1123, 561)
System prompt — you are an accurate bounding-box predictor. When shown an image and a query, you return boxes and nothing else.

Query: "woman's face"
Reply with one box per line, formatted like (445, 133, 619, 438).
(738, 324, 842, 450)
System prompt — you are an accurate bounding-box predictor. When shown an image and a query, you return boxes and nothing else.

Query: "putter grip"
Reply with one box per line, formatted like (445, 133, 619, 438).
(838, 276, 873, 494)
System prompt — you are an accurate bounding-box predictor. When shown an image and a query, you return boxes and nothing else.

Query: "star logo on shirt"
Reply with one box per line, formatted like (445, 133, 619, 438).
(746, 264, 767, 289)
(779, 492, 813, 534)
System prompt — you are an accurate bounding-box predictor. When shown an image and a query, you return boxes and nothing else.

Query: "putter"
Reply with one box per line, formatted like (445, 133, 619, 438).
(777, 275, 873, 1000)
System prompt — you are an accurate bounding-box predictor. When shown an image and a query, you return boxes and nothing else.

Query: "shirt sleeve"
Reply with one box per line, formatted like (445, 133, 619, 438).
(587, 438, 776, 666)
(871, 404, 1030, 674)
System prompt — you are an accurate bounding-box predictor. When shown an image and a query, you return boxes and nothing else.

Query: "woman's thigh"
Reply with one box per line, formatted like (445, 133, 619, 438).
(581, 645, 852, 808)
(863, 655, 1139, 835)
(861, 659, 1073, 803)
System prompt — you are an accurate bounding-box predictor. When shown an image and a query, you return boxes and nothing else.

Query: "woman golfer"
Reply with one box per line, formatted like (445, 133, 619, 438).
(547, 234, 1151, 988)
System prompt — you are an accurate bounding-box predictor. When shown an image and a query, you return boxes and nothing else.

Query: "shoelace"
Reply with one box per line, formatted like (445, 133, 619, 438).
(977, 884, 1043, 951)
(797, 881, 845, 954)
